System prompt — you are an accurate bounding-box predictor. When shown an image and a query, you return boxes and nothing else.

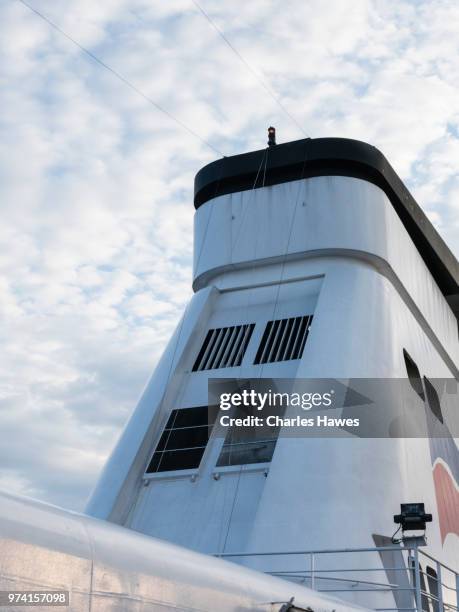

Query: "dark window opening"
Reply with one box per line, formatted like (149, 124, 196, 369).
(424, 377, 443, 424)
(193, 324, 255, 371)
(216, 402, 285, 467)
(254, 315, 313, 364)
(426, 566, 439, 612)
(147, 406, 217, 473)
(409, 559, 430, 612)
(403, 349, 425, 400)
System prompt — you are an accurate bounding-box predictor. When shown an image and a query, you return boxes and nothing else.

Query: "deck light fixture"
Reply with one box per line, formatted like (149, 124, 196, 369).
(394, 503, 432, 533)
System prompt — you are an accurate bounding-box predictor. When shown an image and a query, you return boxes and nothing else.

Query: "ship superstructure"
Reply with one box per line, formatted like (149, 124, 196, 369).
(85, 137, 458, 609)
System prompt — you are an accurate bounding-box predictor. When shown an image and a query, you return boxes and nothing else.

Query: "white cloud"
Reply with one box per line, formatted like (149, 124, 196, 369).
(0, 0, 458, 510)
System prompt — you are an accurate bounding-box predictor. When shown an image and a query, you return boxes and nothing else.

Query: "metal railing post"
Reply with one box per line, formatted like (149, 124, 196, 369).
(311, 553, 315, 590)
(414, 546, 422, 612)
(436, 561, 443, 612)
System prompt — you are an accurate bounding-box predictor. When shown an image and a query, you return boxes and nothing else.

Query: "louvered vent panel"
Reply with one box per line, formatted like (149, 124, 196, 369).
(254, 315, 313, 364)
(192, 324, 255, 371)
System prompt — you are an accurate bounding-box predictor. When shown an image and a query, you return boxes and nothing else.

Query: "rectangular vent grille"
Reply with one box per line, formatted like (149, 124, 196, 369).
(192, 324, 255, 371)
(254, 315, 313, 364)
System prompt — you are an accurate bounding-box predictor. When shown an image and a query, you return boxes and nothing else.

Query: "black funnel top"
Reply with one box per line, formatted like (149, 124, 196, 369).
(194, 137, 458, 313)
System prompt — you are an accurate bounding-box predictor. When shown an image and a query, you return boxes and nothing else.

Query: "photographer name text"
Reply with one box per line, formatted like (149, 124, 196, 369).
(219, 414, 360, 427)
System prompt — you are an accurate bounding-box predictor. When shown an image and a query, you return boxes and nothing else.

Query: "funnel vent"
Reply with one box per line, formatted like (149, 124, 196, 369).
(192, 323, 255, 371)
(254, 315, 313, 365)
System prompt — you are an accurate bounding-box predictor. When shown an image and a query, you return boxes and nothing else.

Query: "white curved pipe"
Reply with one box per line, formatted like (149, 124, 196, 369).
(0, 490, 370, 611)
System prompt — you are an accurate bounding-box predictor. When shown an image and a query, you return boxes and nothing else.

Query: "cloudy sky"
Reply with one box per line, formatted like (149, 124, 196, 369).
(1, 0, 458, 511)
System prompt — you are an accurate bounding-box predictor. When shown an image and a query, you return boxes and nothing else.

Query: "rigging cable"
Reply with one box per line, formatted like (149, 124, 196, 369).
(215, 147, 268, 554)
(259, 138, 310, 381)
(16, 0, 225, 157)
(191, 0, 309, 138)
(219, 147, 270, 554)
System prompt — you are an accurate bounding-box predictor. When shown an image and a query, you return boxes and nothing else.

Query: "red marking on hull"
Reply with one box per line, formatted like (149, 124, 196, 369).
(433, 462, 459, 544)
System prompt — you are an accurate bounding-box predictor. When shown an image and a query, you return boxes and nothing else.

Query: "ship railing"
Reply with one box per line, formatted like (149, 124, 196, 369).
(213, 545, 458, 612)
